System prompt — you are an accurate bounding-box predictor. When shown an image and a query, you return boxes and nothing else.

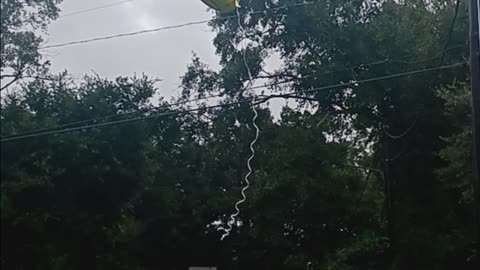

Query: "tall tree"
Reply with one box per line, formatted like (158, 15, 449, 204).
(1, 0, 476, 269)
(183, 0, 473, 268)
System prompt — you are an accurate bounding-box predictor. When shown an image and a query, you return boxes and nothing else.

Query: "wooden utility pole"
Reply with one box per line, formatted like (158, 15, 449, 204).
(469, 0, 480, 258)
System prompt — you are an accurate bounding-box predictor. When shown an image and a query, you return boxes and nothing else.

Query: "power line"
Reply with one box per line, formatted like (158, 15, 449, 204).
(59, 0, 134, 18)
(262, 62, 466, 99)
(41, 19, 212, 49)
(276, 44, 466, 80)
(0, 63, 466, 142)
(386, 44, 465, 65)
(40, 1, 316, 49)
(1, 46, 464, 140)
(0, 98, 254, 142)
(0, 94, 225, 138)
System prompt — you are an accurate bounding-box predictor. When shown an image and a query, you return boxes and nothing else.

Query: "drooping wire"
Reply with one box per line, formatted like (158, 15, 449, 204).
(220, 3, 260, 240)
(382, 0, 463, 161)
(384, 117, 418, 139)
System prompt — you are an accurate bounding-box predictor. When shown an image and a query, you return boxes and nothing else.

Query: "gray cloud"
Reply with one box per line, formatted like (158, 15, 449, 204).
(45, 0, 287, 116)
(46, 0, 220, 97)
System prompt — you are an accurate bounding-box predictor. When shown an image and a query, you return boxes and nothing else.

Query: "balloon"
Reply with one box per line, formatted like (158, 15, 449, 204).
(200, 0, 238, 14)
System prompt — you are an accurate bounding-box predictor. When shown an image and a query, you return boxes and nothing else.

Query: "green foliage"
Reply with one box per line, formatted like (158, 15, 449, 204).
(437, 82, 473, 202)
(324, 231, 388, 270)
(0, 0, 63, 90)
(0, 0, 477, 269)
(1, 74, 157, 269)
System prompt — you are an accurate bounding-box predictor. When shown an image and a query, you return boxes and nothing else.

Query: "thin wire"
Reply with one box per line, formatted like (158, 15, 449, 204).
(314, 44, 465, 79)
(0, 98, 254, 142)
(2, 46, 464, 139)
(59, 0, 134, 18)
(40, 19, 212, 49)
(439, 0, 461, 65)
(382, 1, 463, 161)
(386, 44, 465, 64)
(384, 117, 418, 139)
(316, 111, 331, 127)
(263, 62, 467, 99)
(250, 44, 465, 89)
(381, 1, 463, 162)
(220, 4, 259, 240)
(40, 1, 316, 49)
(0, 62, 466, 142)
(0, 94, 224, 138)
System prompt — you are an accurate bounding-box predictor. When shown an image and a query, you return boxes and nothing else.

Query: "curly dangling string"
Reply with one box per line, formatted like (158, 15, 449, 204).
(221, 98, 259, 240)
(220, 3, 260, 241)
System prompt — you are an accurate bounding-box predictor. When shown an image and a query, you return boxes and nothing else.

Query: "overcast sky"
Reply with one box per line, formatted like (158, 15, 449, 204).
(44, 0, 287, 113)
(46, 0, 220, 98)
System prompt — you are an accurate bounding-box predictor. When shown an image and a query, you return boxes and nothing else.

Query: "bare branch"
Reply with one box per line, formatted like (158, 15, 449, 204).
(0, 75, 21, 91)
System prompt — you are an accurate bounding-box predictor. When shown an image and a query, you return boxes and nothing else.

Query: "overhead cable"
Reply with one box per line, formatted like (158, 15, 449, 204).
(41, 1, 316, 49)
(0, 62, 466, 142)
(59, 0, 134, 18)
(4, 45, 465, 139)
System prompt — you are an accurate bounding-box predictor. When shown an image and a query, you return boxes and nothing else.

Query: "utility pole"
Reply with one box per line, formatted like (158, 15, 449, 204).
(469, 0, 480, 259)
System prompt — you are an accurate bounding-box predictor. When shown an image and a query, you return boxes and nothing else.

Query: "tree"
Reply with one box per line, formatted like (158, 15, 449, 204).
(182, 0, 474, 268)
(1, 74, 158, 269)
(1, 0, 476, 269)
(0, 0, 63, 91)
(1, 72, 380, 269)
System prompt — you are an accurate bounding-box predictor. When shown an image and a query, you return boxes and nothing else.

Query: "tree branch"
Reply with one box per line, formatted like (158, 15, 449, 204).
(265, 93, 322, 102)
(0, 75, 21, 91)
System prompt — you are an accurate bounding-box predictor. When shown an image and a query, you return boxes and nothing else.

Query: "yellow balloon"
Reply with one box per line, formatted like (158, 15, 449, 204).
(200, 0, 238, 14)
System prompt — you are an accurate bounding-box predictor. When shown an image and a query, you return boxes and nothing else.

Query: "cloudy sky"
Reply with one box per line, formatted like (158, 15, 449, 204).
(44, 0, 288, 113)
(46, 0, 221, 98)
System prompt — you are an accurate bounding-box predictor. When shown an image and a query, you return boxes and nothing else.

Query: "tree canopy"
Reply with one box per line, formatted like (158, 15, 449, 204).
(0, 0, 477, 269)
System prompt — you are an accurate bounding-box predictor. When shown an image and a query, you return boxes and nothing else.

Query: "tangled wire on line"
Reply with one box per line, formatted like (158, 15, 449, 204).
(220, 3, 260, 241)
